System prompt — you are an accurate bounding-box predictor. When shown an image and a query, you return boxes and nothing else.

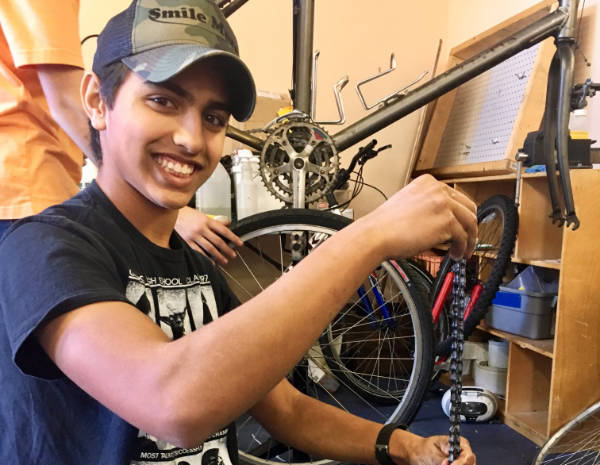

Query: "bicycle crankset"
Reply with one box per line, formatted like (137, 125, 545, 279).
(259, 117, 340, 205)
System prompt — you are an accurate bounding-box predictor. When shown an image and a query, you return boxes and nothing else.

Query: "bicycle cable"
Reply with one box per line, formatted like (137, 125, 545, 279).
(80, 34, 98, 46)
(575, 0, 591, 67)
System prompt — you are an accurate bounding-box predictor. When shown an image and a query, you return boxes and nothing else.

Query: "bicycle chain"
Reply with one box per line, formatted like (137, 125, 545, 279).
(448, 259, 466, 463)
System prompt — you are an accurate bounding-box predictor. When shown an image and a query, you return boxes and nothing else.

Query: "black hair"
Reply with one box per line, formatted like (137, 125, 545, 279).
(89, 61, 130, 163)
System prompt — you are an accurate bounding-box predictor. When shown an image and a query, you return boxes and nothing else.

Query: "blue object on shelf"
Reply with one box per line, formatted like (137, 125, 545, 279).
(487, 266, 558, 339)
(524, 164, 546, 173)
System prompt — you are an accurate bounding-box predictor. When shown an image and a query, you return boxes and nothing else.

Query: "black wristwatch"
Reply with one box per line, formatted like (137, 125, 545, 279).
(374, 423, 408, 465)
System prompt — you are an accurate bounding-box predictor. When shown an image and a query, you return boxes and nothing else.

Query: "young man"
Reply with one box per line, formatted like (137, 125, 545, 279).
(0, 0, 477, 464)
(0, 0, 240, 265)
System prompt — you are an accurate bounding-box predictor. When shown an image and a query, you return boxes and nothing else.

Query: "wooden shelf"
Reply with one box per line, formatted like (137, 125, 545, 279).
(477, 324, 554, 358)
(504, 411, 549, 446)
(413, 0, 600, 445)
(442, 170, 562, 184)
(512, 256, 561, 270)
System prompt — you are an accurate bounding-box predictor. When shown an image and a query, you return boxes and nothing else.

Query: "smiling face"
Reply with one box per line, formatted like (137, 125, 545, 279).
(90, 58, 231, 218)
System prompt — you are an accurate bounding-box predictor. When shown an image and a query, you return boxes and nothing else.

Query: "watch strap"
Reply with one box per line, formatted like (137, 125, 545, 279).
(374, 423, 407, 465)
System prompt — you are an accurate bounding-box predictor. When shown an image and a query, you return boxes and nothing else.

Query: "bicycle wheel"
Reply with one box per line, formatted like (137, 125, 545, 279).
(403, 259, 450, 382)
(221, 209, 434, 465)
(435, 195, 518, 357)
(534, 401, 600, 464)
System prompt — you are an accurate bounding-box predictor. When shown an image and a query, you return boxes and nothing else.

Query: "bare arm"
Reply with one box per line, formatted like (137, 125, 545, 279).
(36, 175, 477, 448)
(36, 64, 97, 164)
(251, 380, 476, 465)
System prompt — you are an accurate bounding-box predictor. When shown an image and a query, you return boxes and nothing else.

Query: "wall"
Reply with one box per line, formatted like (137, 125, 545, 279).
(79, 1, 447, 218)
(79, 1, 599, 217)
(445, 0, 600, 149)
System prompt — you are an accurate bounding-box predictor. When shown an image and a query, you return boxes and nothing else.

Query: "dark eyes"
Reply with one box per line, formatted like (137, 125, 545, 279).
(146, 95, 229, 129)
(205, 113, 227, 128)
(148, 96, 176, 109)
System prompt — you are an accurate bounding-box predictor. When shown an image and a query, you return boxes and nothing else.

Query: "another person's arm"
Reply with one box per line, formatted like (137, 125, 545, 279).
(37, 64, 95, 163)
(2, 1, 90, 160)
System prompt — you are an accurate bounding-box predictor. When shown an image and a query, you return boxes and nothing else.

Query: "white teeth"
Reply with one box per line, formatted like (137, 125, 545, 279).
(157, 156, 194, 175)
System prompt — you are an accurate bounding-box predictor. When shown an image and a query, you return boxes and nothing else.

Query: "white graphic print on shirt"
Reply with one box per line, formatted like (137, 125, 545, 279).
(125, 270, 233, 465)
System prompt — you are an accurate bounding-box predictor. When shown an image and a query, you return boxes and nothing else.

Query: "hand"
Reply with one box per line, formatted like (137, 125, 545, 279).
(175, 206, 243, 266)
(395, 433, 476, 465)
(361, 175, 477, 261)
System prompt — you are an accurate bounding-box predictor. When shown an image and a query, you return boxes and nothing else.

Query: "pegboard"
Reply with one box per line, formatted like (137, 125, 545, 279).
(415, 0, 556, 178)
(435, 45, 540, 167)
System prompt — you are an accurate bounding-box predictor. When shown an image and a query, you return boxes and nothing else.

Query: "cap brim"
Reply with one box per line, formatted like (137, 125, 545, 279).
(122, 44, 256, 121)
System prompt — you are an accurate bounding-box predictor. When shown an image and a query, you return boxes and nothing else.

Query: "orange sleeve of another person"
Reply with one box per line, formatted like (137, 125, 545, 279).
(0, 0, 84, 219)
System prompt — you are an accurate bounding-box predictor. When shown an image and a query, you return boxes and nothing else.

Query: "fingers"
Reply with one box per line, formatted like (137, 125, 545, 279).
(208, 218, 244, 248)
(175, 207, 244, 265)
(429, 435, 475, 465)
(192, 231, 235, 266)
(442, 185, 477, 260)
(454, 437, 476, 465)
(447, 205, 477, 260)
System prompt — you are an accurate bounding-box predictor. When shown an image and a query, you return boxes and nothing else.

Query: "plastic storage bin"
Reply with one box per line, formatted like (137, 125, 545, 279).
(486, 266, 558, 339)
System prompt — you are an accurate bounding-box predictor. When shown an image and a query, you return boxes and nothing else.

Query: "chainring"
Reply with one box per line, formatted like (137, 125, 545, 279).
(259, 118, 340, 205)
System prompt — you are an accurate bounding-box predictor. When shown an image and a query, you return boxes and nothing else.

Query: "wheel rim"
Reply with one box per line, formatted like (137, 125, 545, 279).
(476, 205, 506, 285)
(535, 402, 600, 464)
(221, 218, 427, 465)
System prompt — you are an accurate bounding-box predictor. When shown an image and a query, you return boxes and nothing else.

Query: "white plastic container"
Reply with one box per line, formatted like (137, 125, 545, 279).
(569, 108, 588, 134)
(488, 339, 509, 369)
(195, 162, 232, 218)
(461, 341, 488, 377)
(231, 149, 283, 219)
(474, 360, 507, 396)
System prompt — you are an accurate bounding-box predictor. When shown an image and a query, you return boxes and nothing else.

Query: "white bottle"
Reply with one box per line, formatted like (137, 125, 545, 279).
(195, 162, 232, 218)
(231, 149, 283, 219)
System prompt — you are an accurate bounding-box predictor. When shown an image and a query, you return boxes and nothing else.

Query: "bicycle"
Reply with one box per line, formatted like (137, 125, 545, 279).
(215, 1, 585, 464)
(223, 208, 434, 465)
(431, 194, 518, 359)
(533, 399, 600, 464)
(403, 194, 518, 382)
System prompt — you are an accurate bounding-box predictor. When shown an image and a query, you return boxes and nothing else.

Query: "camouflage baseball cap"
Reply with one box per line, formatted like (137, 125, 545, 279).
(93, 0, 256, 121)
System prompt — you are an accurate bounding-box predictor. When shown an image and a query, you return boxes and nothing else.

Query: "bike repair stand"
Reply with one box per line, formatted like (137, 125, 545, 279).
(448, 259, 466, 463)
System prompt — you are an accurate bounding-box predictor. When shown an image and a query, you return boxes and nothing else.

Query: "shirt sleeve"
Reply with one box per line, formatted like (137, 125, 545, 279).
(1, 0, 84, 68)
(0, 219, 128, 379)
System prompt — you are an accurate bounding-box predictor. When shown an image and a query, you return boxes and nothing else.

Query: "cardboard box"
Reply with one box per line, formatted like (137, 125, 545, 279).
(223, 90, 291, 156)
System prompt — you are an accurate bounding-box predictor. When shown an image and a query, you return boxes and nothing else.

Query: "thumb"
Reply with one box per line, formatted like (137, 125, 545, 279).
(438, 437, 450, 455)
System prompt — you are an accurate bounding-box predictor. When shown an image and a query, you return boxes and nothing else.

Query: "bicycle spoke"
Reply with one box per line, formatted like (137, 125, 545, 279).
(304, 353, 400, 412)
(226, 212, 433, 465)
(218, 266, 256, 300)
(236, 247, 268, 292)
(318, 355, 406, 402)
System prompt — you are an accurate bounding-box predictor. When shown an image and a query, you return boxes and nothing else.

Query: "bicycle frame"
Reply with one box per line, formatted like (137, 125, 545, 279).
(223, 0, 581, 227)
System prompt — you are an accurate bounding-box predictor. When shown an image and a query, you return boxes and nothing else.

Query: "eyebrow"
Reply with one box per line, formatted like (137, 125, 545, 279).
(150, 80, 191, 100)
(146, 80, 231, 112)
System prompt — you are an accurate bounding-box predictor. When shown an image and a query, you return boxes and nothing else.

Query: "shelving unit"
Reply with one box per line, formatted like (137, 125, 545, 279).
(444, 168, 600, 445)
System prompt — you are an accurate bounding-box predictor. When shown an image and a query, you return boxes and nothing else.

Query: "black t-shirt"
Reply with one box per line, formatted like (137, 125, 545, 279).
(0, 182, 240, 465)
